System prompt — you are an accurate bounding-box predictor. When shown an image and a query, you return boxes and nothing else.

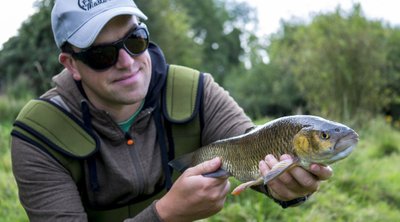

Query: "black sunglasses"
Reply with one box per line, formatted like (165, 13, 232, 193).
(71, 23, 149, 71)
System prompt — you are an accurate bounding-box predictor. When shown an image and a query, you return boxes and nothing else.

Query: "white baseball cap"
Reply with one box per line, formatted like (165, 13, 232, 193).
(51, 0, 147, 49)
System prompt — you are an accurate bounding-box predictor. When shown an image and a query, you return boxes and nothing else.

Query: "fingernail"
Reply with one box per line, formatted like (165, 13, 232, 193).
(211, 157, 220, 166)
(310, 164, 320, 172)
(265, 155, 274, 162)
(281, 154, 292, 160)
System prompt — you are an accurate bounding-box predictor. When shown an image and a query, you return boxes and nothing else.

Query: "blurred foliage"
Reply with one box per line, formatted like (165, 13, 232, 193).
(225, 34, 305, 118)
(265, 4, 400, 123)
(0, 123, 28, 221)
(134, 0, 203, 68)
(0, 0, 59, 95)
(0, 96, 30, 124)
(1, 1, 400, 125)
(175, 0, 257, 84)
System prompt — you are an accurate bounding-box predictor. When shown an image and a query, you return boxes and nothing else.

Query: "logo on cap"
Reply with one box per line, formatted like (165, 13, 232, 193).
(78, 0, 111, 11)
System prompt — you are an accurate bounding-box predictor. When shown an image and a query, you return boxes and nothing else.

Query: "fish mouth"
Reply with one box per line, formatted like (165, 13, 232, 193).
(311, 131, 359, 165)
(334, 131, 359, 152)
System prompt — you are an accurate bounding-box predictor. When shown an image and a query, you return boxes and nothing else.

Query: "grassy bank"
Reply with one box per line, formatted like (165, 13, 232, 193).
(1, 110, 399, 221)
(0, 124, 28, 221)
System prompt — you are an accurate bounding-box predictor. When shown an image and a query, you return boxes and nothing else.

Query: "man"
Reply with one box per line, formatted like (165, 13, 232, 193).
(11, 0, 332, 221)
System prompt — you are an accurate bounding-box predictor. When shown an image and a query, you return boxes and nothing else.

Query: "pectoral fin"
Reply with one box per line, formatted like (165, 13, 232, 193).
(203, 168, 231, 178)
(169, 154, 232, 178)
(168, 152, 195, 173)
(231, 177, 264, 196)
(263, 158, 297, 184)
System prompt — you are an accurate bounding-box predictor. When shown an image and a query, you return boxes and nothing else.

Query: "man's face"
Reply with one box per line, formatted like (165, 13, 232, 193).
(69, 15, 152, 111)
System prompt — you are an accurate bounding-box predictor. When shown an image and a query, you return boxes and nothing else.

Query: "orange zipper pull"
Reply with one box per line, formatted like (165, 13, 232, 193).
(127, 139, 134, 145)
(125, 132, 134, 145)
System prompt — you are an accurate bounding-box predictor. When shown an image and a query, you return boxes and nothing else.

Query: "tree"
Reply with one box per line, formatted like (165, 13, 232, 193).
(268, 4, 389, 122)
(177, 0, 257, 84)
(0, 0, 60, 95)
(134, 0, 203, 68)
(382, 27, 400, 125)
(224, 32, 304, 119)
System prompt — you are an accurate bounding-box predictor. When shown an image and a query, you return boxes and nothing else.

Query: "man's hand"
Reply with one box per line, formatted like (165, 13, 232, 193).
(260, 154, 333, 201)
(156, 157, 230, 222)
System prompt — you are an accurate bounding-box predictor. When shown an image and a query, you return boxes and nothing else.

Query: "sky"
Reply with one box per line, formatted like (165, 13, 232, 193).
(1, 0, 400, 48)
(244, 0, 400, 37)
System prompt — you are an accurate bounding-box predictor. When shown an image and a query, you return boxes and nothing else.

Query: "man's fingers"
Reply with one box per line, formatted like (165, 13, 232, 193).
(309, 164, 333, 181)
(264, 154, 297, 185)
(264, 154, 279, 169)
(259, 160, 270, 177)
(289, 167, 319, 192)
(185, 157, 222, 176)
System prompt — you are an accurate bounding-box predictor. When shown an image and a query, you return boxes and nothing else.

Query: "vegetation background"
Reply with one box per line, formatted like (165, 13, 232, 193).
(1, 0, 400, 221)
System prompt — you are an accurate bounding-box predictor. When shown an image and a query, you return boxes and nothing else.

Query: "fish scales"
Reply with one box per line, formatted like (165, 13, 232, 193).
(190, 117, 305, 182)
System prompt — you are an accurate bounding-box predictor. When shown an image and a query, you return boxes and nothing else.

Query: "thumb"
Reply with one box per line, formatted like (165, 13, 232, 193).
(185, 157, 222, 176)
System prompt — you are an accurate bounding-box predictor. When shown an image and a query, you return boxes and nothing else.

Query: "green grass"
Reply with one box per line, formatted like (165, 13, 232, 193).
(1, 108, 399, 221)
(0, 124, 28, 221)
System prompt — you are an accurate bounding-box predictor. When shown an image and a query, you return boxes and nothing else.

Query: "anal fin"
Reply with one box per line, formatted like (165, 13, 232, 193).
(203, 168, 231, 178)
(231, 177, 264, 195)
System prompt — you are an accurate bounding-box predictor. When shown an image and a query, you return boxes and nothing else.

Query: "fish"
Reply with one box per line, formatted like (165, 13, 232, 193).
(169, 115, 359, 195)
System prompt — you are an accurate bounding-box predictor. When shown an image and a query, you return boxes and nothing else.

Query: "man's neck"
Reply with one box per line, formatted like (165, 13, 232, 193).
(109, 102, 143, 122)
(90, 99, 144, 123)
(81, 84, 145, 122)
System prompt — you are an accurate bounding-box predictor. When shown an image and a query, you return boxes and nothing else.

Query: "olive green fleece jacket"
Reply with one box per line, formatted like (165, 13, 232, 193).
(11, 66, 255, 221)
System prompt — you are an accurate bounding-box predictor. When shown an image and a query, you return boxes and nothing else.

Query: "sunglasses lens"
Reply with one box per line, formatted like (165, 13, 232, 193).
(73, 26, 149, 71)
(125, 28, 149, 55)
(85, 46, 118, 70)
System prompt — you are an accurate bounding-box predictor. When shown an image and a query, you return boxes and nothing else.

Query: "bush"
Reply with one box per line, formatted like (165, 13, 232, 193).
(0, 96, 30, 123)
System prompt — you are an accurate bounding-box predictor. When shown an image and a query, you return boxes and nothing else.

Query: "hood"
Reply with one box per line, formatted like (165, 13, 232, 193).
(144, 42, 167, 109)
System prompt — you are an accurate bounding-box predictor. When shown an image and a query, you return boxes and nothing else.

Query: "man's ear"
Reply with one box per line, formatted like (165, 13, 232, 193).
(59, 53, 82, 80)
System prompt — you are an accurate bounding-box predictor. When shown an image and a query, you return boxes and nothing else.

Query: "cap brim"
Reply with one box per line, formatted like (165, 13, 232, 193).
(68, 7, 147, 49)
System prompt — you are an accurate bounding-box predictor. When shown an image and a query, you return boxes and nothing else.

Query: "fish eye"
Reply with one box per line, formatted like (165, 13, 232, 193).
(321, 131, 330, 140)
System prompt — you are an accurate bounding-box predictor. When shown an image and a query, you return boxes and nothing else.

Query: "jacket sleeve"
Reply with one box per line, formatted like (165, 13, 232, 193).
(201, 73, 255, 145)
(12, 137, 164, 222)
(124, 201, 162, 222)
(11, 137, 88, 222)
